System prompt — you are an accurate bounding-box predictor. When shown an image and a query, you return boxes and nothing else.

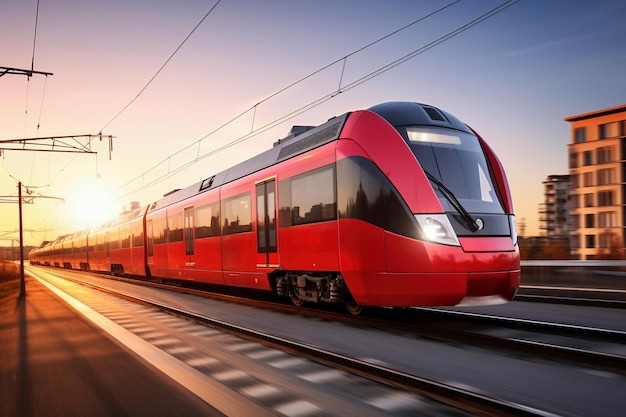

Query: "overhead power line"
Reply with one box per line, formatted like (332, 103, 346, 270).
(114, 0, 518, 199)
(99, 0, 222, 133)
(31, 0, 41, 72)
(113, 0, 460, 197)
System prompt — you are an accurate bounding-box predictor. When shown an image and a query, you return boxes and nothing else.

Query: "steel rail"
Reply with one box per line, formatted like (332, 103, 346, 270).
(28, 265, 626, 376)
(28, 266, 558, 417)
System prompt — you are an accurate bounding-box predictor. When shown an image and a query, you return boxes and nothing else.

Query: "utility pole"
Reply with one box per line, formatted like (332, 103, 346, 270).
(18, 182, 25, 298)
(0, 185, 64, 298)
(2, 64, 112, 296)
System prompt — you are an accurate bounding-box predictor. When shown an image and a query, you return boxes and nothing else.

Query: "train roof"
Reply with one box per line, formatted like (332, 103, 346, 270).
(367, 101, 472, 133)
(147, 101, 473, 212)
(148, 112, 350, 212)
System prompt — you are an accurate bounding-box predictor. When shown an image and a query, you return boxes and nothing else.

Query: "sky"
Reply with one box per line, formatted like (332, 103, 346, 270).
(1, 0, 625, 247)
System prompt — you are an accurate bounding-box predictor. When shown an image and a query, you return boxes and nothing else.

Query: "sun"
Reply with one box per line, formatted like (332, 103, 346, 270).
(66, 179, 118, 230)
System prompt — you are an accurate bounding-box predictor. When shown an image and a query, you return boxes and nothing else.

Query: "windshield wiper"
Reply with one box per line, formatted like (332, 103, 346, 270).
(424, 171, 479, 232)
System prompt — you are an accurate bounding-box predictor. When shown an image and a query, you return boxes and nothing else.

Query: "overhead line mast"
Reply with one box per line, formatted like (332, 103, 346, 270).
(0, 66, 53, 78)
(0, 134, 114, 160)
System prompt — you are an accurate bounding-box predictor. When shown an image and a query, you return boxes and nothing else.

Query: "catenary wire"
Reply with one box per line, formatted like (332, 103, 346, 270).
(28, 1, 222, 205)
(114, 0, 462, 196)
(114, 0, 518, 199)
(31, 0, 41, 72)
(99, 0, 222, 133)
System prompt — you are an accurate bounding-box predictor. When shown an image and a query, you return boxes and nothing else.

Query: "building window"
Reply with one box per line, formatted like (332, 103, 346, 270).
(585, 214, 595, 228)
(598, 211, 616, 228)
(598, 191, 614, 207)
(597, 168, 614, 185)
(571, 234, 580, 249)
(599, 124, 607, 139)
(569, 150, 578, 169)
(599, 232, 615, 249)
(599, 122, 620, 139)
(584, 193, 594, 207)
(574, 127, 586, 143)
(585, 234, 596, 248)
(596, 146, 613, 164)
(583, 172, 594, 187)
(583, 151, 593, 166)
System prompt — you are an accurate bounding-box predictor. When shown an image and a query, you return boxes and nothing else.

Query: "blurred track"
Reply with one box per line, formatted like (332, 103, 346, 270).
(27, 265, 556, 417)
(26, 264, 626, 416)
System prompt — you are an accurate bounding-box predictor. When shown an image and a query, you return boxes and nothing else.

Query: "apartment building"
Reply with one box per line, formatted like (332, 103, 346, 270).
(566, 104, 626, 259)
(539, 174, 570, 238)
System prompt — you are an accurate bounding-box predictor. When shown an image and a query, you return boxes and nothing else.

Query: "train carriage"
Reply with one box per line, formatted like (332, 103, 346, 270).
(29, 101, 519, 314)
(68, 230, 89, 270)
(88, 226, 110, 273)
(107, 205, 148, 276)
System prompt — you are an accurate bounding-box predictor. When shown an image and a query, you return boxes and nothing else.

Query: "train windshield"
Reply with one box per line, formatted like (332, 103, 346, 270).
(405, 126, 504, 214)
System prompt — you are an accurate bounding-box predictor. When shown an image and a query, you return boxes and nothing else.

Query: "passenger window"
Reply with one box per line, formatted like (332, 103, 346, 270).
(168, 212, 184, 242)
(222, 192, 252, 234)
(291, 165, 336, 225)
(196, 202, 221, 238)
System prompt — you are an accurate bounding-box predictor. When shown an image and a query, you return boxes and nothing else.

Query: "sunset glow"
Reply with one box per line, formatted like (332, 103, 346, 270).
(65, 179, 117, 230)
(1, 1, 625, 245)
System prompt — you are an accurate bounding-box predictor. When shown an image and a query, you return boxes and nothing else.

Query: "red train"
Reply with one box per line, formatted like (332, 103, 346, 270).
(30, 101, 520, 314)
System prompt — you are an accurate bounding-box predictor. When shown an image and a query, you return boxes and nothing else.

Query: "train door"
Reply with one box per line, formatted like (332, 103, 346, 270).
(255, 179, 279, 267)
(146, 218, 154, 269)
(184, 205, 195, 267)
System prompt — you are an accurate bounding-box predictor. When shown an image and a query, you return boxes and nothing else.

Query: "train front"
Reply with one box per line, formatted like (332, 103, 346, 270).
(338, 101, 519, 308)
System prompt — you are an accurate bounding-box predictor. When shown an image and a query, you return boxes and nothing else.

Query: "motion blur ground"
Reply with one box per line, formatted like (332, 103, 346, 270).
(0, 266, 223, 417)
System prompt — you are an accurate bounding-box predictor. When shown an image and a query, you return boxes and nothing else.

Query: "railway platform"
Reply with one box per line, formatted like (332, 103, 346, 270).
(0, 275, 223, 417)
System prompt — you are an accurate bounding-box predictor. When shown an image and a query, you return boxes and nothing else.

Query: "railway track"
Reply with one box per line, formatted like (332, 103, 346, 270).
(516, 286, 626, 308)
(30, 265, 626, 375)
(28, 265, 561, 417)
(403, 307, 626, 375)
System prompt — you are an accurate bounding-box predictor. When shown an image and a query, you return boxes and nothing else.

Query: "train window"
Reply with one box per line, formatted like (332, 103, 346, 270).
(337, 156, 420, 239)
(152, 215, 167, 245)
(110, 228, 120, 250)
(222, 192, 252, 234)
(132, 221, 144, 247)
(121, 223, 131, 249)
(147, 219, 154, 256)
(196, 202, 220, 238)
(168, 211, 184, 242)
(105, 232, 111, 255)
(95, 234, 105, 252)
(405, 126, 504, 214)
(291, 165, 336, 225)
(278, 179, 291, 227)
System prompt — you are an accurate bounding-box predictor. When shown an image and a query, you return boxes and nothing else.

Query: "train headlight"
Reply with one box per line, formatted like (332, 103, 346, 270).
(415, 214, 460, 246)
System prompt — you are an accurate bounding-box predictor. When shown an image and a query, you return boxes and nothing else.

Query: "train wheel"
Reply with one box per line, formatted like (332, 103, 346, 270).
(345, 298, 364, 316)
(289, 291, 305, 307)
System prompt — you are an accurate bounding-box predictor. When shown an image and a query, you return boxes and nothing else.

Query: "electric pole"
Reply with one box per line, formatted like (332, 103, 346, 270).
(18, 182, 25, 298)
